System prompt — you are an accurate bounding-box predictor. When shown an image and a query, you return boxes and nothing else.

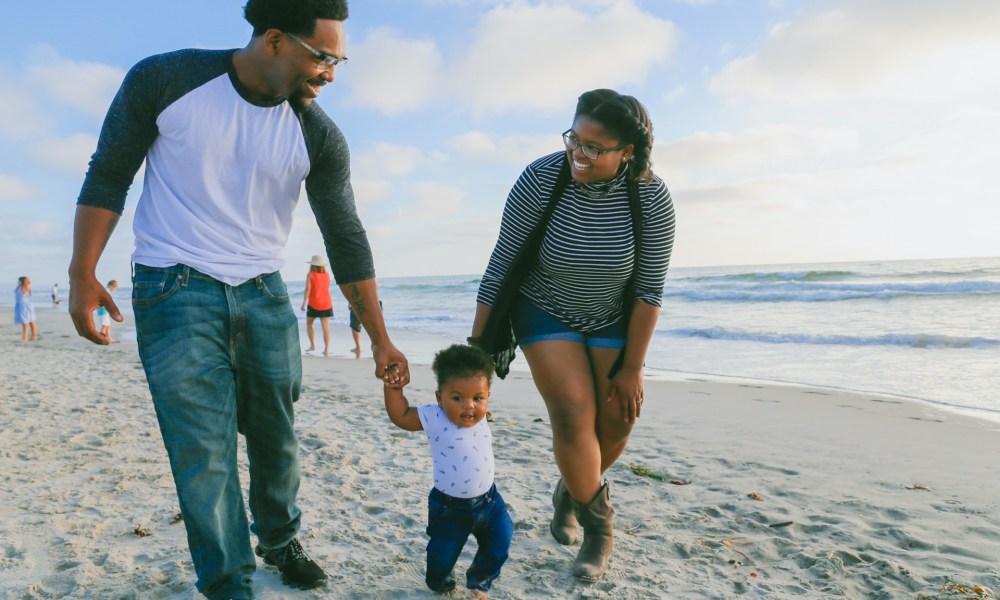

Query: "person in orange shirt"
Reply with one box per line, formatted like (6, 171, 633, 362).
(301, 254, 334, 355)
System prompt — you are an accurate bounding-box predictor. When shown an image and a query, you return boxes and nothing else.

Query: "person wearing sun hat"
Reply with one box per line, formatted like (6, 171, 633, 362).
(301, 254, 334, 355)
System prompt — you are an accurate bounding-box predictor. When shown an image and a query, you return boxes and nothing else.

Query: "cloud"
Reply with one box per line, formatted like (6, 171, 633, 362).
(453, 1, 676, 112)
(668, 1, 1000, 266)
(668, 105, 1000, 266)
(344, 27, 444, 115)
(412, 181, 466, 215)
(0, 175, 34, 200)
(351, 179, 395, 208)
(709, 1, 1000, 104)
(0, 68, 50, 138)
(30, 133, 99, 175)
(352, 142, 430, 177)
(662, 84, 687, 104)
(448, 131, 559, 166)
(347, 1, 677, 115)
(655, 124, 859, 185)
(26, 220, 56, 237)
(26, 45, 125, 120)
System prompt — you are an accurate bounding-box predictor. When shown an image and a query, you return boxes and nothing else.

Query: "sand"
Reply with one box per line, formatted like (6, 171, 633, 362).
(2, 307, 999, 599)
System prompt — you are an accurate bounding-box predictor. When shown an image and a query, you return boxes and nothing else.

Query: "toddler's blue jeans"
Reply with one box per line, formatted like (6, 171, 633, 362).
(426, 483, 514, 593)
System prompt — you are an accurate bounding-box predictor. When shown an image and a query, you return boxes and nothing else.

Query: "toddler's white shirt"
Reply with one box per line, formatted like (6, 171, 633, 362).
(418, 404, 495, 499)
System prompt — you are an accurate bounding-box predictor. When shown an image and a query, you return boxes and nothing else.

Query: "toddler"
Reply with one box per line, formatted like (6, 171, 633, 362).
(383, 344, 513, 598)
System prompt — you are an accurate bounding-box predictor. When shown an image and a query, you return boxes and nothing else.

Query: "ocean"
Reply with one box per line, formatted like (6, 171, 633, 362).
(354, 256, 1000, 423)
(15, 256, 999, 422)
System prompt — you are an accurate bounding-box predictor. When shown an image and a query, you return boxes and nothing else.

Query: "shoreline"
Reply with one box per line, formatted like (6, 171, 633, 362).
(2, 310, 999, 597)
(17, 302, 1000, 427)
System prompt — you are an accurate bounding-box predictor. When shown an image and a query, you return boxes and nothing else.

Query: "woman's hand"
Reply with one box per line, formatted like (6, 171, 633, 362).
(607, 366, 644, 424)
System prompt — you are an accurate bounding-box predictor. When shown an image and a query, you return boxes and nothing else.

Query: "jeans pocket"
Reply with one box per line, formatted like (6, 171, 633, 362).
(259, 273, 289, 302)
(132, 267, 181, 306)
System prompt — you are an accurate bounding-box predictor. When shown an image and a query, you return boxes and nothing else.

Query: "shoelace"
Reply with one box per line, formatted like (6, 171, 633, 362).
(283, 539, 309, 563)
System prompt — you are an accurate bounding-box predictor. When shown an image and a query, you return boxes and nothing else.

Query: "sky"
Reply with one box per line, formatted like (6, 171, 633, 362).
(2, 0, 999, 288)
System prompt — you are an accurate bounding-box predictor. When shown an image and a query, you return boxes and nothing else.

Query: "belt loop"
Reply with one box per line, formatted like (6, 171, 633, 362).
(179, 265, 190, 287)
(256, 274, 264, 289)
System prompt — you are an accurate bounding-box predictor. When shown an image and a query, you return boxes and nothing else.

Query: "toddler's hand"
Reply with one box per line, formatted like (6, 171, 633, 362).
(382, 378, 407, 390)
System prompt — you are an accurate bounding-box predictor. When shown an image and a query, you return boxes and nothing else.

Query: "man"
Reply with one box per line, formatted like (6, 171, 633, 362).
(51, 282, 60, 305)
(68, 1, 409, 598)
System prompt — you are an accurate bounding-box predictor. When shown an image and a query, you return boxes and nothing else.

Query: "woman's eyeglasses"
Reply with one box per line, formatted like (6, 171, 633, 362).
(562, 129, 625, 160)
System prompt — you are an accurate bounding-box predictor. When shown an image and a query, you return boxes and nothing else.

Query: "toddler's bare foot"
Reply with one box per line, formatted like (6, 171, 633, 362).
(470, 590, 487, 599)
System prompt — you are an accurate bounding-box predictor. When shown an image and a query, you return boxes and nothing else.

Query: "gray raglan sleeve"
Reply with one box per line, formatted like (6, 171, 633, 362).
(300, 106, 376, 285)
(77, 56, 163, 214)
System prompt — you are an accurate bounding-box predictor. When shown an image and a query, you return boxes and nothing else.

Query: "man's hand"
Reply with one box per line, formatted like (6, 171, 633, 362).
(69, 275, 122, 345)
(373, 341, 409, 388)
(68, 205, 121, 345)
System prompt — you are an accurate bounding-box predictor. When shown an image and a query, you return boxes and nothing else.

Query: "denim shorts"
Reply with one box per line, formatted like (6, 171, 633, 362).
(510, 296, 626, 349)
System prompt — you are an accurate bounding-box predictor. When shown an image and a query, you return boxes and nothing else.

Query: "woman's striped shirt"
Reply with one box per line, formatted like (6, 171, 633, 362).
(477, 151, 676, 332)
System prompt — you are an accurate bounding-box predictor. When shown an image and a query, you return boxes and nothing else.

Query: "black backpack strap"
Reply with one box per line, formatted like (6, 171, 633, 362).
(480, 159, 572, 378)
(608, 178, 643, 378)
(513, 160, 572, 274)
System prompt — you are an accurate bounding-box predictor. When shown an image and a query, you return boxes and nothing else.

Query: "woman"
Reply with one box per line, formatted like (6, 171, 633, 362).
(301, 254, 334, 355)
(470, 89, 675, 580)
(14, 276, 38, 342)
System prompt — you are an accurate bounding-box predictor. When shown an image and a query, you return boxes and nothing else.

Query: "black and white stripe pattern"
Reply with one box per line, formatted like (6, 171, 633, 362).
(478, 152, 676, 332)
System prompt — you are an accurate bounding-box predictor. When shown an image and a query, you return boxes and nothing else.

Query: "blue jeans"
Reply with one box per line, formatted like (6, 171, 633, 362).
(426, 484, 514, 593)
(132, 264, 302, 600)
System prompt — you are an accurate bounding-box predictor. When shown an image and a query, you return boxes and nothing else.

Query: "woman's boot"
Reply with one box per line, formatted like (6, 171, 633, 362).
(550, 478, 579, 545)
(571, 482, 614, 581)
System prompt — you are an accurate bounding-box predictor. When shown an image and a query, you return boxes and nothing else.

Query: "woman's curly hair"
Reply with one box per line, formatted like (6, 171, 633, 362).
(574, 89, 655, 182)
(244, 0, 349, 36)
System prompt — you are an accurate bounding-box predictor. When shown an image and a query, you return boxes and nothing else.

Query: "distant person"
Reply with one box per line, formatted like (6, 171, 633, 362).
(14, 276, 38, 342)
(301, 255, 333, 355)
(51, 282, 61, 306)
(67, 0, 409, 597)
(470, 89, 675, 581)
(383, 344, 513, 598)
(348, 294, 382, 357)
(95, 280, 119, 343)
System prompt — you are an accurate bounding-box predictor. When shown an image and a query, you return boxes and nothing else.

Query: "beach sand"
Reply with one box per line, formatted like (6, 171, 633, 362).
(2, 308, 999, 599)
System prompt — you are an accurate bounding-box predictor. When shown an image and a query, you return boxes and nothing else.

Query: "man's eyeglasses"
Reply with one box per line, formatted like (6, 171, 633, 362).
(286, 32, 347, 68)
(562, 129, 626, 160)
